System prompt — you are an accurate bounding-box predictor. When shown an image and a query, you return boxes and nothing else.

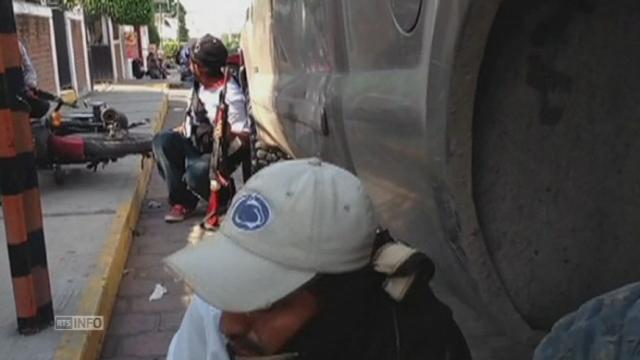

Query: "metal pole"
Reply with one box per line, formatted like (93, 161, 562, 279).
(0, 0, 54, 335)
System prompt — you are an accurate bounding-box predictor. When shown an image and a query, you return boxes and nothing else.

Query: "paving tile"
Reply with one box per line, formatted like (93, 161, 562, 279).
(118, 277, 160, 297)
(130, 293, 191, 313)
(109, 313, 159, 335)
(126, 254, 166, 269)
(119, 331, 176, 357)
(113, 298, 130, 315)
(135, 239, 185, 256)
(159, 311, 185, 331)
(133, 265, 176, 282)
(134, 229, 192, 246)
(101, 336, 119, 358)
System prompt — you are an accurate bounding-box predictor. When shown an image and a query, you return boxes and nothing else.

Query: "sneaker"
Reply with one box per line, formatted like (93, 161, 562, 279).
(164, 204, 194, 223)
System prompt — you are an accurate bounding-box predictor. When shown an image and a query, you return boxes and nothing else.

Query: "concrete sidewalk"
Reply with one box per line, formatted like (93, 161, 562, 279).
(98, 88, 246, 360)
(0, 82, 168, 360)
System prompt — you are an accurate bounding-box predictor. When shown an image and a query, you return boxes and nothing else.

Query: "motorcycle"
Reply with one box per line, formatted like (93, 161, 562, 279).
(30, 90, 153, 184)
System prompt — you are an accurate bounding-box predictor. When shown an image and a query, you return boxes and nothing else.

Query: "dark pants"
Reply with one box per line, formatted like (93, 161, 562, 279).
(152, 131, 211, 208)
(152, 130, 249, 209)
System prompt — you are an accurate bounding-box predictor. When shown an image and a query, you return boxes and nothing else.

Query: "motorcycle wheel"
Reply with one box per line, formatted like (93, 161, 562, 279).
(80, 133, 153, 159)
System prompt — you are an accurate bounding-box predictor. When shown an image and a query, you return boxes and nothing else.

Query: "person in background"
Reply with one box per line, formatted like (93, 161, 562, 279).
(178, 44, 193, 82)
(157, 48, 169, 78)
(19, 40, 49, 118)
(147, 44, 166, 79)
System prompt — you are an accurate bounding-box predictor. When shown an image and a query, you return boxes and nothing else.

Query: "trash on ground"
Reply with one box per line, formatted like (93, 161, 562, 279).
(147, 200, 162, 209)
(149, 283, 168, 301)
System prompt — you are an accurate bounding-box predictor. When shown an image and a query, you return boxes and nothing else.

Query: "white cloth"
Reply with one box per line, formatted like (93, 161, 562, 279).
(185, 80, 250, 138)
(167, 295, 230, 360)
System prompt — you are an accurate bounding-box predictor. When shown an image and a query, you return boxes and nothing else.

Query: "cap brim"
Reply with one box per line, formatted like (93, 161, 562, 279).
(165, 233, 315, 312)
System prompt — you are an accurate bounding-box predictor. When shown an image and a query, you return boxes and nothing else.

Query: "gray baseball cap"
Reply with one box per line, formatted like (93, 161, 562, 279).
(165, 158, 378, 312)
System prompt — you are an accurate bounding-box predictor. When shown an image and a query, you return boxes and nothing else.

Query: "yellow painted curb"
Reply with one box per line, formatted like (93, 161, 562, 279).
(54, 86, 169, 360)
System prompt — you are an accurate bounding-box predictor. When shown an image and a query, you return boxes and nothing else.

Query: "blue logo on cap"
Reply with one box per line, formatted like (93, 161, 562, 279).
(231, 193, 272, 231)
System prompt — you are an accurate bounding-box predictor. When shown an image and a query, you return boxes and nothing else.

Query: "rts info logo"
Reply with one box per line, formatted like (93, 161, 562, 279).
(55, 316, 104, 331)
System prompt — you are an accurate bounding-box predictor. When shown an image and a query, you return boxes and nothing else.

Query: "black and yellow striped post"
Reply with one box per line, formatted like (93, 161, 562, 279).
(0, 0, 54, 334)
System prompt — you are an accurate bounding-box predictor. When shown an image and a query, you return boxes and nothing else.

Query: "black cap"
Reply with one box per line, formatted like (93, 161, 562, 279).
(191, 34, 228, 71)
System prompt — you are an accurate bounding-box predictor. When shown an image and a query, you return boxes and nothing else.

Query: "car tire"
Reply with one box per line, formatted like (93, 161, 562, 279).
(251, 139, 291, 173)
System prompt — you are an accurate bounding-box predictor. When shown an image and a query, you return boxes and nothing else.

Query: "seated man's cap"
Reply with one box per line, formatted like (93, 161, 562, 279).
(165, 158, 378, 312)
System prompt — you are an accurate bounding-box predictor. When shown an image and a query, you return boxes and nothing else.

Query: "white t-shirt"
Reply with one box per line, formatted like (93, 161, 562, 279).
(167, 295, 230, 360)
(185, 80, 250, 138)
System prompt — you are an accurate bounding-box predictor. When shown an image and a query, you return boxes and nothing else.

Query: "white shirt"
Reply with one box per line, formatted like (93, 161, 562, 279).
(167, 295, 230, 360)
(185, 80, 250, 138)
(18, 41, 38, 89)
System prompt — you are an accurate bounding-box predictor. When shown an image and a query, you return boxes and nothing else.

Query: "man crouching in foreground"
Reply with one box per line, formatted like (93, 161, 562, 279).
(165, 158, 471, 360)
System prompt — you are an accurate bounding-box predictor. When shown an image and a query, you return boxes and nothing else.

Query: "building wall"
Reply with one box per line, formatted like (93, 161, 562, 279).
(15, 14, 56, 93)
(70, 19, 89, 94)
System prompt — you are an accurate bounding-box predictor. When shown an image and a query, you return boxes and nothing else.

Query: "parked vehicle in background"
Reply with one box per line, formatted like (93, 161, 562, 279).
(241, 0, 640, 358)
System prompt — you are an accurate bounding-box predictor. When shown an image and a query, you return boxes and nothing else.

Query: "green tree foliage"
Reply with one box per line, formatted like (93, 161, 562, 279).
(162, 40, 180, 61)
(65, 0, 154, 25)
(64, 0, 107, 15)
(178, 3, 189, 42)
(110, 0, 153, 25)
(222, 33, 241, 54)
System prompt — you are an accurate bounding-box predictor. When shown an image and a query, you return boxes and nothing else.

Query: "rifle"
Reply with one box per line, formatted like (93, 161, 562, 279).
(211, 66, 232, 189)
(199, 66, 232, 230)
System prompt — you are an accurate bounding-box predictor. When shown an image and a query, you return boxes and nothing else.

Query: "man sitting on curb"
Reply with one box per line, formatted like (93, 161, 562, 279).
(165, 158, 471, 360)
(152, 34, 251, 223)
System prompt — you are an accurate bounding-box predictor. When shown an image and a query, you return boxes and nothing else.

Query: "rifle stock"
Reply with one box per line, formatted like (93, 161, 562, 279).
(210, 67, 231, 188)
